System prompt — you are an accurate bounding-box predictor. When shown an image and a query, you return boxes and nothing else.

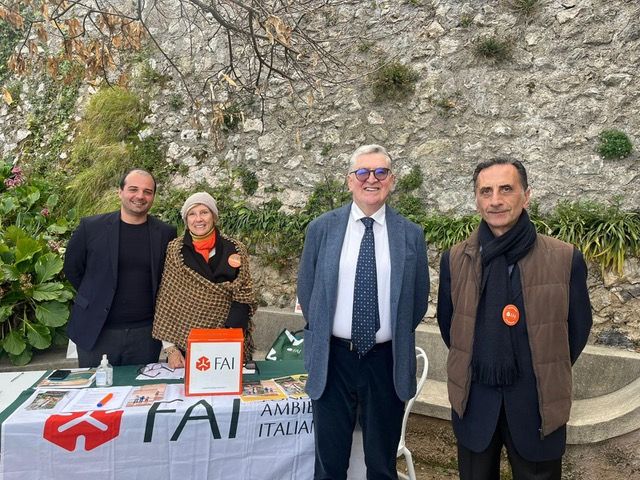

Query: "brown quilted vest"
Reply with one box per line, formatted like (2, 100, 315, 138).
(446, 230, 574, 436)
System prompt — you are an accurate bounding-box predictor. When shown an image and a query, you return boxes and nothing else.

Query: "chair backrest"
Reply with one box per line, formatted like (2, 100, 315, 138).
(398, 347, 429, 448)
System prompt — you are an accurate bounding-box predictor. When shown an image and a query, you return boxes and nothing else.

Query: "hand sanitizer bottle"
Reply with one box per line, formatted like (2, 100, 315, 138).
(95, 354, 113, 387)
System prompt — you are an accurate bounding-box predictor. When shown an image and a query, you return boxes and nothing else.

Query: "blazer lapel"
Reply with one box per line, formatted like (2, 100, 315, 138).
(107, 212, 120, 283)
(325, 204, 350, 320)
(386, 207, 406, 329)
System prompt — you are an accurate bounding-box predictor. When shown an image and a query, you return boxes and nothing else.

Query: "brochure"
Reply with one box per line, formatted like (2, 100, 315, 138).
(126, 384, 167, 407)
(37, 368, 96, 389)
(240, 379, 287, 402)
(25, 390, 71, 411)
(273, 374, 308, 399)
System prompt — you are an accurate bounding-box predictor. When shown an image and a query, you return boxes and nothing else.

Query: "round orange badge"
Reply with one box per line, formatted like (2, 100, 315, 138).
(502, 304, 520, 326)
(228, 254, 242, 268)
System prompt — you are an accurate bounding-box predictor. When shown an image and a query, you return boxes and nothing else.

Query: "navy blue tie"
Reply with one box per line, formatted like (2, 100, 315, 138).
(352, 217, 380, 355)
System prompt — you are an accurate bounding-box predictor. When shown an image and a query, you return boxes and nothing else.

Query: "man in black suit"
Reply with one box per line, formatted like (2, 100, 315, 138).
(64, 169, 177, 367)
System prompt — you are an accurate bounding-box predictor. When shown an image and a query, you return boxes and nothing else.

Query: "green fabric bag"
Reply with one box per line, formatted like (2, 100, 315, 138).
(265, 329, 304, 361)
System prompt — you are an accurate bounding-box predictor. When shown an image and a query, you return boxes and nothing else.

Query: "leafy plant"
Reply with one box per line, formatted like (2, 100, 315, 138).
(236, 166, 259, 196)
(396, 165, 423, 193)
(169, 94, 184, 111)
(0, 163, 75, 365)
(372, 62, 419, 101)
(423, 214, 480, 251)
(544, 201, 640, 273)
(302, 178, 351, 219)
(138, 60, 169, 88)
(474, 36, 512, 62)
(598, 129, 633, 160)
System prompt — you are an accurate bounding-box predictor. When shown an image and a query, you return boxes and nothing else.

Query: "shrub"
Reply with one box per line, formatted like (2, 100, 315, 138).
(372, 62, 419, 101)
(474, 36, 512, 62)
(0, 163, 75, 365)
(598, 129, 633, 159)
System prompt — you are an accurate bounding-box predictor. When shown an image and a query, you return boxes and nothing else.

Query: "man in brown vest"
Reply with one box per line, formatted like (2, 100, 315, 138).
(437, 158, 592, 480)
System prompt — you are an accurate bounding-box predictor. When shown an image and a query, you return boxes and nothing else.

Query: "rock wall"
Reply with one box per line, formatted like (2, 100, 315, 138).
(1, 0, 638, 347)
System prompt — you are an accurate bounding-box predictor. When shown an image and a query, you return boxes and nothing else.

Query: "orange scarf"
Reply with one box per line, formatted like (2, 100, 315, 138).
(192, 230, 216, 261)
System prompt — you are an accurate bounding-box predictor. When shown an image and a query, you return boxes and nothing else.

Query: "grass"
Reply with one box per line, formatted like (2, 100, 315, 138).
(64, 87, 161, 215)
(474, 36, 512, 63)
(507, 0, 542, 16)
(372, 62, 419, 101)
(82, 87, 145, 143)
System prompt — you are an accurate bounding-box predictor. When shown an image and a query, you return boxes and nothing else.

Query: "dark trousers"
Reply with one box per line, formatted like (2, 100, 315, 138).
(312, 338, 405, 480)
(77, 324, 161, 367)
(458, 405, 562, 480)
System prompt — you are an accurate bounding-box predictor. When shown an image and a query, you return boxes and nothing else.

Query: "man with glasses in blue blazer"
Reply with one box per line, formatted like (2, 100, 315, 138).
(297, 144, 429, 479)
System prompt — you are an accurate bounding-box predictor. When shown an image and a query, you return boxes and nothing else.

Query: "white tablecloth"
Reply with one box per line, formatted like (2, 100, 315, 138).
(1, 384, 315, 480)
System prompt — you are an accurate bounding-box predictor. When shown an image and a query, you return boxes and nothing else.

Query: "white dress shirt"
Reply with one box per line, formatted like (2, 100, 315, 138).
(332, 203, 392, 343)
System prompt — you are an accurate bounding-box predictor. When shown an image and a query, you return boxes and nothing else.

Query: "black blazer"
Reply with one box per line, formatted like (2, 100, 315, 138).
(63, 211, 177, 350)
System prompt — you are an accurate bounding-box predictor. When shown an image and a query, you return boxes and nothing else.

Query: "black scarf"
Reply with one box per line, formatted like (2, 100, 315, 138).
(181, 229, 239, 283)
(472, 211, 537, 386)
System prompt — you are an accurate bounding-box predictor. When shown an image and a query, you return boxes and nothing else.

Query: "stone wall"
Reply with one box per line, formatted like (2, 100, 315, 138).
(1, 0, 638, 347)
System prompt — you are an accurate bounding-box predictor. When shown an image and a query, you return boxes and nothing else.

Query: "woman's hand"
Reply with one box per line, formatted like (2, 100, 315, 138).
(166, 347, 185, 369)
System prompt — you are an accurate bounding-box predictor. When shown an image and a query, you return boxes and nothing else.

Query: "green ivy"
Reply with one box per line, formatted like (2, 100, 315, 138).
(20, 62, 83, 177)
(0, 20, 21, 83)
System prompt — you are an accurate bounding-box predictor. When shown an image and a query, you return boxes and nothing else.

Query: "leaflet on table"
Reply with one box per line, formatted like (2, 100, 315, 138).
(24, 390, 73, 412)
(240, 379, 287, 402)
(36, 368, 96, 389)
(126, 384, 167, 407)
(62, 386, 132, 412)
(136, 363, 185, 380)
(272, 374, 308, 399)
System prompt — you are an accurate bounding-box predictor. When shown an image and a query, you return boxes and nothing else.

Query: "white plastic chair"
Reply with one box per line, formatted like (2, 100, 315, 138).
(397, 346, 429, 480)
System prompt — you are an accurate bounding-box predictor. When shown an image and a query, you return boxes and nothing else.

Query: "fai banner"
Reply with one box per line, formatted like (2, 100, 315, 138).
(0, 384, 314, 480)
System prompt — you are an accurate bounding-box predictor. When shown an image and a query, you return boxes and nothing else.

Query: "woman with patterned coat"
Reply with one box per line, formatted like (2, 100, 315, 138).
(152, 192, 256, 369)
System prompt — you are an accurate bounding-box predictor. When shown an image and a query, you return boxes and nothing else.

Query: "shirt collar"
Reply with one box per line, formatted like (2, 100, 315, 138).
(350, 203, 386, 226)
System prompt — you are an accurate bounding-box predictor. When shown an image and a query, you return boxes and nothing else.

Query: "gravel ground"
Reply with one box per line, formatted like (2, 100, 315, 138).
(397, 414, 640, 480)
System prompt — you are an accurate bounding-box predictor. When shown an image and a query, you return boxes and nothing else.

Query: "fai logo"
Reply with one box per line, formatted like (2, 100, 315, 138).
(43, 410, 124, 451)
(195, 356, 211, 371)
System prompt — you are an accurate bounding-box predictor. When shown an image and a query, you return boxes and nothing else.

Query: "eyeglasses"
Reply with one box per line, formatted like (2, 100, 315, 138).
(349, 167, 391, 182)
(137, 363, 175, 378)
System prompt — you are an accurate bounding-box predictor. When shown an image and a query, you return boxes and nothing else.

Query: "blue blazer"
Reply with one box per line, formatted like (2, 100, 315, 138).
(63, 211, 177, 351)
(297, 203, 429, 402)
